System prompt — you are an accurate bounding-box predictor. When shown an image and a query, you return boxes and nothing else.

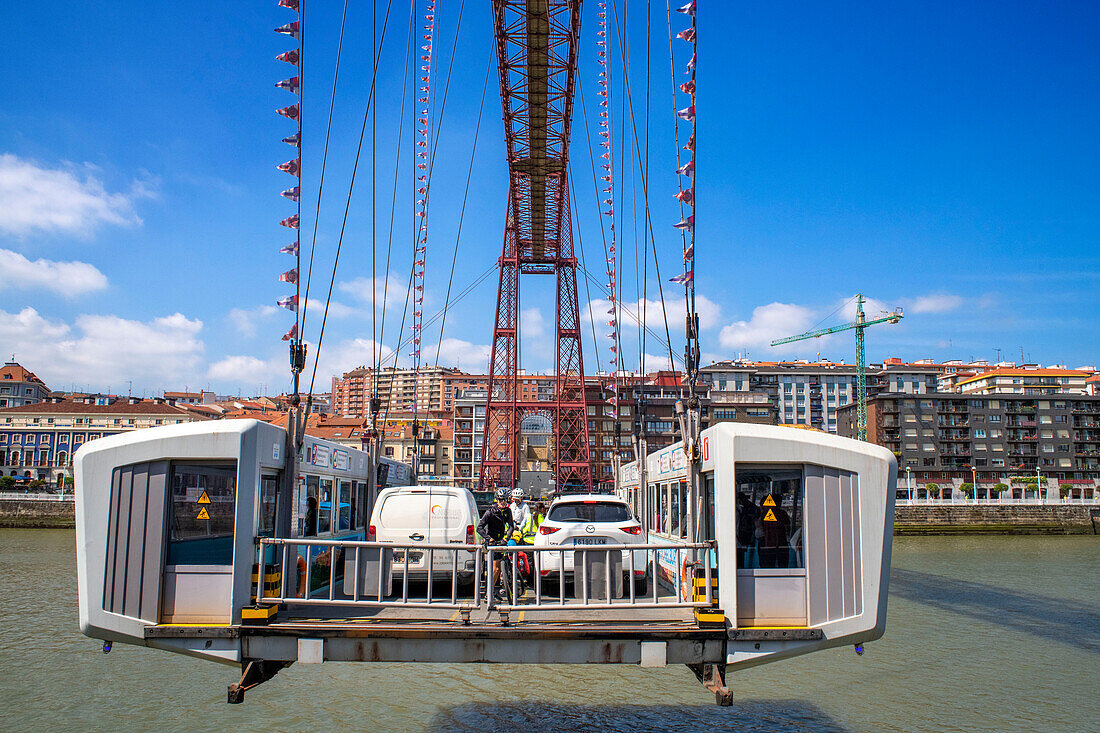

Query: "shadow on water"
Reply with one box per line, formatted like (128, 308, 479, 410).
(891, 568, 1100, 654)
(429, 701, 850, 733)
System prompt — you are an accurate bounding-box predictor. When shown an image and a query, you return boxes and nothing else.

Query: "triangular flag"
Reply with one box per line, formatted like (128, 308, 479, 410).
(277, 295, 298, 311)
(280, 268, 298, 284)
(674, 215, 694, 230)
(275, 21, 300, 38)
(279, 241, 299, 255)
(669, 270, 694, 285)
(279, 214, 300, 229)
(276, 49, 300, 65)
(277, 159, 300, 177)
(276, 76, 300, 94)
(280, 186, 300, 202)
(281, 322, 298, 341)
(277, 104, 300, 121)
(674, 188, 694, 205)
(282, 131, 301, 146)
(278, 0, 300, 11)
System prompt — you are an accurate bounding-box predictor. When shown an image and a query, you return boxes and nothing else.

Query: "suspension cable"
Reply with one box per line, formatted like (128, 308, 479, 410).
(433, 47, 493, 367)
(611, 0, 677, 373)
(299, 0, 351, 337)
(305, 0, 397, 404)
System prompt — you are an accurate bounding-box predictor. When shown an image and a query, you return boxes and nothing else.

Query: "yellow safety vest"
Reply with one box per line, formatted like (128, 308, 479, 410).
(518, 512, 544, 543)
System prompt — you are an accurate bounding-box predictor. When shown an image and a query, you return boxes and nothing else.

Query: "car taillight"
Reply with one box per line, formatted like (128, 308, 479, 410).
(623, 525, 642, 535)
(466, 524, 475, 544)
(539, 526, 560, 535)
(367, 524, 376, 540)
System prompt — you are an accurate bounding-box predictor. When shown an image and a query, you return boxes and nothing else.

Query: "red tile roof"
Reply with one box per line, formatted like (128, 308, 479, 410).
(0, 363, 48, 389)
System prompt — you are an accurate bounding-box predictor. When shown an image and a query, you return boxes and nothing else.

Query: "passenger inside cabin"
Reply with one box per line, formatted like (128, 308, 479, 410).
(305, 496, 318, 537)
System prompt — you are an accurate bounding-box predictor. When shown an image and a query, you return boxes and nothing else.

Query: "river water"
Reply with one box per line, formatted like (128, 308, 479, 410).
(0, 530, 1096, 732)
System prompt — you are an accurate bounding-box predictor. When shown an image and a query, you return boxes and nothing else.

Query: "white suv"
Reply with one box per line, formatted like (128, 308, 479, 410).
(533, 495, 649, 593)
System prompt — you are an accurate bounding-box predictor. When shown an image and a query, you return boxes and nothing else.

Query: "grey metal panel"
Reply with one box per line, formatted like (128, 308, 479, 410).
(111, 466, 134, 614)
(123, 464, 149, 617)
(103, 467, 123, 612)
(824, 469, 843, 619)
(839, 471, 854, 618)
(850, 473, 863, 616)
(140, 462, 168, 622)
(804, 465, 828, 626)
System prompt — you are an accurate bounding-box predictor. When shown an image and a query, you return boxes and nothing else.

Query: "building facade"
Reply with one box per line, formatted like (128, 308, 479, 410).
(0, 362, 50, 409)
(0, 395, 196, 486)
(839, 393, 1100, 491)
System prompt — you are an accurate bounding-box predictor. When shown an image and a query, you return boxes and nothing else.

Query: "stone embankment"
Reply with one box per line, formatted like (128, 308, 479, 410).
(895, 505, 1098, 535)
(0, 499, 76, 528)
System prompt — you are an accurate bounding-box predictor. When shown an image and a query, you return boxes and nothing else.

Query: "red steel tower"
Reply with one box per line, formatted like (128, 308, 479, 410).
(479, 0, 592, 492)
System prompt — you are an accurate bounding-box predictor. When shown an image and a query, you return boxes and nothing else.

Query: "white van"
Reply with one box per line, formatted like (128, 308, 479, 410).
(368, 484, 479, 587)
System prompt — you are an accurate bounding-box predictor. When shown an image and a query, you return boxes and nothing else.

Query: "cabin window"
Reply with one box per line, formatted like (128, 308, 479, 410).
(318, 478, 334, 534)
(734, 467, 805, 570)
(301, 475, 320, 536)
(337, 480, 353, 531)
(354, 481, 369, 529)
(166, 462, 237, 565)
(258, 474, 278, 537)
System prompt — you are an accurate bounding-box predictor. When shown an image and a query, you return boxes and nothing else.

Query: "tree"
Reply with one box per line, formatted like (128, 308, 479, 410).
(1060, 484, 1074, 499)
(925, 482, 940, 499)
(993, 482, 1010, 494)
(959, 482, 974, 498)
(0, 475, 14, 490)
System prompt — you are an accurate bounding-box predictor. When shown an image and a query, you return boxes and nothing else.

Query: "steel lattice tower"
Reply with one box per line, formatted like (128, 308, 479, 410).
(479, 0, 592, 493)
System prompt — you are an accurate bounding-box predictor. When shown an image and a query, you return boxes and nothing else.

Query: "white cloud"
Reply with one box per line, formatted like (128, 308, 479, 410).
(303, 298, 356, 319)
(719, 302, 819, 352)
(207, 355, 276, 384)
(432, 338, 491, 372)
(521, 307, 553, 365)
(908, 294, 963, 314)
(584, 293, 721, 332)
(338, 272, 409, 311)
(0, 307, 204, 390)
(227, 305, 279, 337)
(0, 153, 155, 237)
(0, 248, 107, 296)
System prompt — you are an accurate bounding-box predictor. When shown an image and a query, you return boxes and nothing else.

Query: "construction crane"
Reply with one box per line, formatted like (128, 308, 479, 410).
(771, 293, 903, 441)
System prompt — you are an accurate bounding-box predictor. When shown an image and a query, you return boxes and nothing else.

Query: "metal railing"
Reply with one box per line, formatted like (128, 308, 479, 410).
(255, 537, 713, 613)
(0, 492, 73, 501)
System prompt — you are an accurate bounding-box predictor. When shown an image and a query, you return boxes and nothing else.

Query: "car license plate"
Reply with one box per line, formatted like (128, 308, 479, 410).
(573, 538, 607, 545)
(393, 550, 423, 562)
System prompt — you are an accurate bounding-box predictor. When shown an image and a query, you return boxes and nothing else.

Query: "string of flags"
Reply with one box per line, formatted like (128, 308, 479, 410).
(670, 0, 696, 289)
(275, 0, 302, 342)
(409, 1, 436, 364)
(596, 1, 619, 411)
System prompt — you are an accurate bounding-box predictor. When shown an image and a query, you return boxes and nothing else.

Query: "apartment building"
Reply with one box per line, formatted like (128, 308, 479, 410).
(452, 388, 486, 489)
(954, 368, 1092, 395)
(0, 395, 196, 486)
(331, 366, 464, 417)
(0, 362, 50, 409)
(839, 393, 1100, 490)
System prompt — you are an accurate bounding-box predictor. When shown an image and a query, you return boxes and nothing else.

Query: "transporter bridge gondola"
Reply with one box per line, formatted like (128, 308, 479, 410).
(75, 420, 895, 705)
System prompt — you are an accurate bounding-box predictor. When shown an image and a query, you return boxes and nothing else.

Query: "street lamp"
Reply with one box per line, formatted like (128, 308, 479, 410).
(905, 465, 912, 503)
(971, 465, 978, 503)
(1036, 465, 1042, 503)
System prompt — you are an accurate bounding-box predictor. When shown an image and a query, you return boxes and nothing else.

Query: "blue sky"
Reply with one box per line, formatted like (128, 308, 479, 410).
(3, 1, 1097, 397)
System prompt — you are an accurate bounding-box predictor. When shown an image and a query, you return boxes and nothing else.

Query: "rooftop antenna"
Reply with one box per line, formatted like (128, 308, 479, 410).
(994, 347, 1002, 363)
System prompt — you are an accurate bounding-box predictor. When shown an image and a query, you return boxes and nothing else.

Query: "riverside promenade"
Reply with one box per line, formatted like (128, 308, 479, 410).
(2, 493, 1097, 533)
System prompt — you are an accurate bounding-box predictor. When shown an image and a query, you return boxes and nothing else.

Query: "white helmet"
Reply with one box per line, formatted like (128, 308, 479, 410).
(510, 488, 524, 500)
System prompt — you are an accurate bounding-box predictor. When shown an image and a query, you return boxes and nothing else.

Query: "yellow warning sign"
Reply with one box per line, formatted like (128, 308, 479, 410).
(197, 491, 211, 505)
(763, 509, 777, 522)
(762, 495, 776, 507)
(196, 507, 211, 521)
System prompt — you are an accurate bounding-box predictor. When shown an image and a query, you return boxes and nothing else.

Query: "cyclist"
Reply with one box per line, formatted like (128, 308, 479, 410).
(512, 500, 547, 545)
(509, 487, 531, 529)
(476, 488, 515, 601)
